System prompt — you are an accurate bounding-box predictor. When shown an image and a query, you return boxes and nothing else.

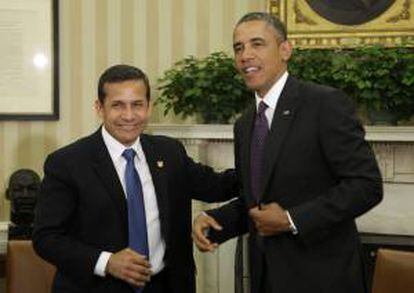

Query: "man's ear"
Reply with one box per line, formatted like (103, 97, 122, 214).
(94, 99, 103, 117)
(280, 40, 293, 62)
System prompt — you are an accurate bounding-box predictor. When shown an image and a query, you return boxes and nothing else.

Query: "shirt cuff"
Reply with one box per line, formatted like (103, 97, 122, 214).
(94, 251, 112, 277)
(286, 211, 298, 235)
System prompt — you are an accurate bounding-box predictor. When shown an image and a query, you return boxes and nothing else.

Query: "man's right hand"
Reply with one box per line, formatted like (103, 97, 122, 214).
(192, 212, 222, 252)
(106, 248, 151, 288)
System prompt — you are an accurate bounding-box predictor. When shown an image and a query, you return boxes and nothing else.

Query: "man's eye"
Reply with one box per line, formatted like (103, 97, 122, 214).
(234, 46, 242, 53)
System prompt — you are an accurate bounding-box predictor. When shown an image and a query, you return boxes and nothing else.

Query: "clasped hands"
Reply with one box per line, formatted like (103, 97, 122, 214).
(192, 202, 291, 252)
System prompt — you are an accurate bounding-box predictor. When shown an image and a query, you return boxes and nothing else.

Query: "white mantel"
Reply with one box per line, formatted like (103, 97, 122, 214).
(147, 124, 414, 142)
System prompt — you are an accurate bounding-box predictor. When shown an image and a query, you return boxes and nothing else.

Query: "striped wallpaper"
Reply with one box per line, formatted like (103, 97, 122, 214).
(0, 0, 266, 219)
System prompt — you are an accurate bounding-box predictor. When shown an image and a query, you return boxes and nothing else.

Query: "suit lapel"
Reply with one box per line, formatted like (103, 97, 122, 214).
(90, 130, 128, 220)
(261, 77, 301, 199)
(140, 135, 170, 244)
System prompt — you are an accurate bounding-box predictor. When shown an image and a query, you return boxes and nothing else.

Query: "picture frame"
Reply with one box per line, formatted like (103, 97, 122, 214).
(0, 0, 59, 120)
(268, 0, 414, 48)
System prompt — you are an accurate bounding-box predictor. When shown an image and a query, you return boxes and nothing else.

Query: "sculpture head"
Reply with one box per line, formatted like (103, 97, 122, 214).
(6, 169, 40, 226)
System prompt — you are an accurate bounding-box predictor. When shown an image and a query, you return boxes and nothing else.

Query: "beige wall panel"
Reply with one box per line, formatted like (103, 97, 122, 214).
(106, 0, 122, 65)
(222, 0, 237, 53)
(171, 0, 184, 62)
(29, 123, 47, 174)
(133, 0, 147, 70)
(2, 122, 18, 219)
(69, 0, 83, 138)
(183, 0, 197, 56)
(81, 0, 97, 135)
(209, 0, 225, 53)
(57, 0, 73, 147)
(95, 0, 108, 77)
(121, 0, 135, 65)
(16, 123, 31, 166)
(196, 1, 210, 57)
(159, 0, 173, 73)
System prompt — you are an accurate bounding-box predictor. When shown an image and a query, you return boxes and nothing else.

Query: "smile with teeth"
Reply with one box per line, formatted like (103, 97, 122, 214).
(243, 66, 260, 75)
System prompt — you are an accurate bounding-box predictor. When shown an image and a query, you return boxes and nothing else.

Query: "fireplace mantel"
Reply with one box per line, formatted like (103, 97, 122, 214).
(147, 124, 414, 142)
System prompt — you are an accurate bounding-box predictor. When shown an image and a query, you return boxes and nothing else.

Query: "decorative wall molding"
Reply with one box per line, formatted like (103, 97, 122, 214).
(148, 124, 414, 142)
(267, 0, 414, 48)
(147, 124, 233, 140)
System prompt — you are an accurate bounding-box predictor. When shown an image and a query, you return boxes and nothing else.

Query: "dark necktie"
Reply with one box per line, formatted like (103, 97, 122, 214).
(122, 149, 149, 265)
(250, 101, 269, 202)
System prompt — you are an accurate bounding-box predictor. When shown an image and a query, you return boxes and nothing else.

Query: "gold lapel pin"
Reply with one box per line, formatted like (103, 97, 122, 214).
(157, 160, 164, 168)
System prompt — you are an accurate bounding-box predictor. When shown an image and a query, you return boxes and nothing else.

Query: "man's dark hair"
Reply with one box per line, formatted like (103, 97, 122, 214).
(236, 12, 287, 41)
(97, 64, 151, 103)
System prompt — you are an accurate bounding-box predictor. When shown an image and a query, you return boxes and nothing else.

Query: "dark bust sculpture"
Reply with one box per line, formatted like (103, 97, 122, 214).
(305, 0, 394, 25)
(5, 169, 41, 239)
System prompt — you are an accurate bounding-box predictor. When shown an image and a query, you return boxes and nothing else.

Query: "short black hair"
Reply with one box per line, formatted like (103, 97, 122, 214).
(97, 64, 151, 103)
(236, 12, 287, 41)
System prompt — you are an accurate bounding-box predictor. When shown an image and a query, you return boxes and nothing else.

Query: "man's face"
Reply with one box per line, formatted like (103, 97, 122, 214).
(96, 79, 151, 146)
(233, 20, 292, 97)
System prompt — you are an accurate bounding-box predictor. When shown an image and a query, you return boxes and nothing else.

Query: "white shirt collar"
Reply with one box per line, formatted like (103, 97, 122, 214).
(101, 126, 144, 161)
(255, 71, 289, 110)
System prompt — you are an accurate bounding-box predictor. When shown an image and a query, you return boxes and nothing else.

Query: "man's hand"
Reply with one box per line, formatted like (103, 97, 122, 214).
(192, 213, 222, 252)
(106, 248, 151, 288)
(249, 202, 291, 236)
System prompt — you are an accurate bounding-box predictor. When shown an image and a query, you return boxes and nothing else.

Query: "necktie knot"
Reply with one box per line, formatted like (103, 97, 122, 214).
(122, 148, 136, 162)
(258, 101, 268, 117)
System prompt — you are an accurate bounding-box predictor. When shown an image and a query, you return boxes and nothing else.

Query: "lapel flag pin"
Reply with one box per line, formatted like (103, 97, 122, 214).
(282, 110, 291, 116)
(157, 160, 164, 168)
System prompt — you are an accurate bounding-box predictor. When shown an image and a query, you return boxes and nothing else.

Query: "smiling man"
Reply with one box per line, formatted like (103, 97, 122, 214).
(193, 12, 383, 293)
(33, 64, 238, 293)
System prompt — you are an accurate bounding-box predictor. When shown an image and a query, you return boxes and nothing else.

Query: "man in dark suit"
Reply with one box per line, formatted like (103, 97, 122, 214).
(192, 12, 383, 293)
(33, 64, 237, 293)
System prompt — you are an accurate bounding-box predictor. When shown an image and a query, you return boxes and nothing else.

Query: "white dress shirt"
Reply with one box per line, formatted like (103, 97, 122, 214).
(94, 126, 166, 276)
(254, 71, 298, 234)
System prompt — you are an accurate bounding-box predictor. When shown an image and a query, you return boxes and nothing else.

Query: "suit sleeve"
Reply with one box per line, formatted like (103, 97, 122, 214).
(288, 90, 383, 242)
(33, 153, 101, 285)
(174, 139, 240, 203)
(204, 121, 249, 243)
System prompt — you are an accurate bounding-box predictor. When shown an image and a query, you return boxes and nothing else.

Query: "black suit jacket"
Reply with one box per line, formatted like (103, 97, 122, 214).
(208, 76, 383, 293)
(33, 129, 237, 293)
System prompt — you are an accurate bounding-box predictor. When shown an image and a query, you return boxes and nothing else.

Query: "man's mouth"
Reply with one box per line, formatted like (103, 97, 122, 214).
(242, 66, 260, 76)
(118, 125, 138, 131)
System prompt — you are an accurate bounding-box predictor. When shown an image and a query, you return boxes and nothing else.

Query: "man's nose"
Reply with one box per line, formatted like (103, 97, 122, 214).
(241, 46, 255, 61)
(122, 106, 135, 120)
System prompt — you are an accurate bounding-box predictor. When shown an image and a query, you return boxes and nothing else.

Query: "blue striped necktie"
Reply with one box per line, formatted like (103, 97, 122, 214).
(122, 148, 149, 292)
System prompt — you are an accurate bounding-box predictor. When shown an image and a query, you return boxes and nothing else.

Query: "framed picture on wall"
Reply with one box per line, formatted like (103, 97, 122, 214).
(0, 0, 59, 120)
(268, 0, 414, 48)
